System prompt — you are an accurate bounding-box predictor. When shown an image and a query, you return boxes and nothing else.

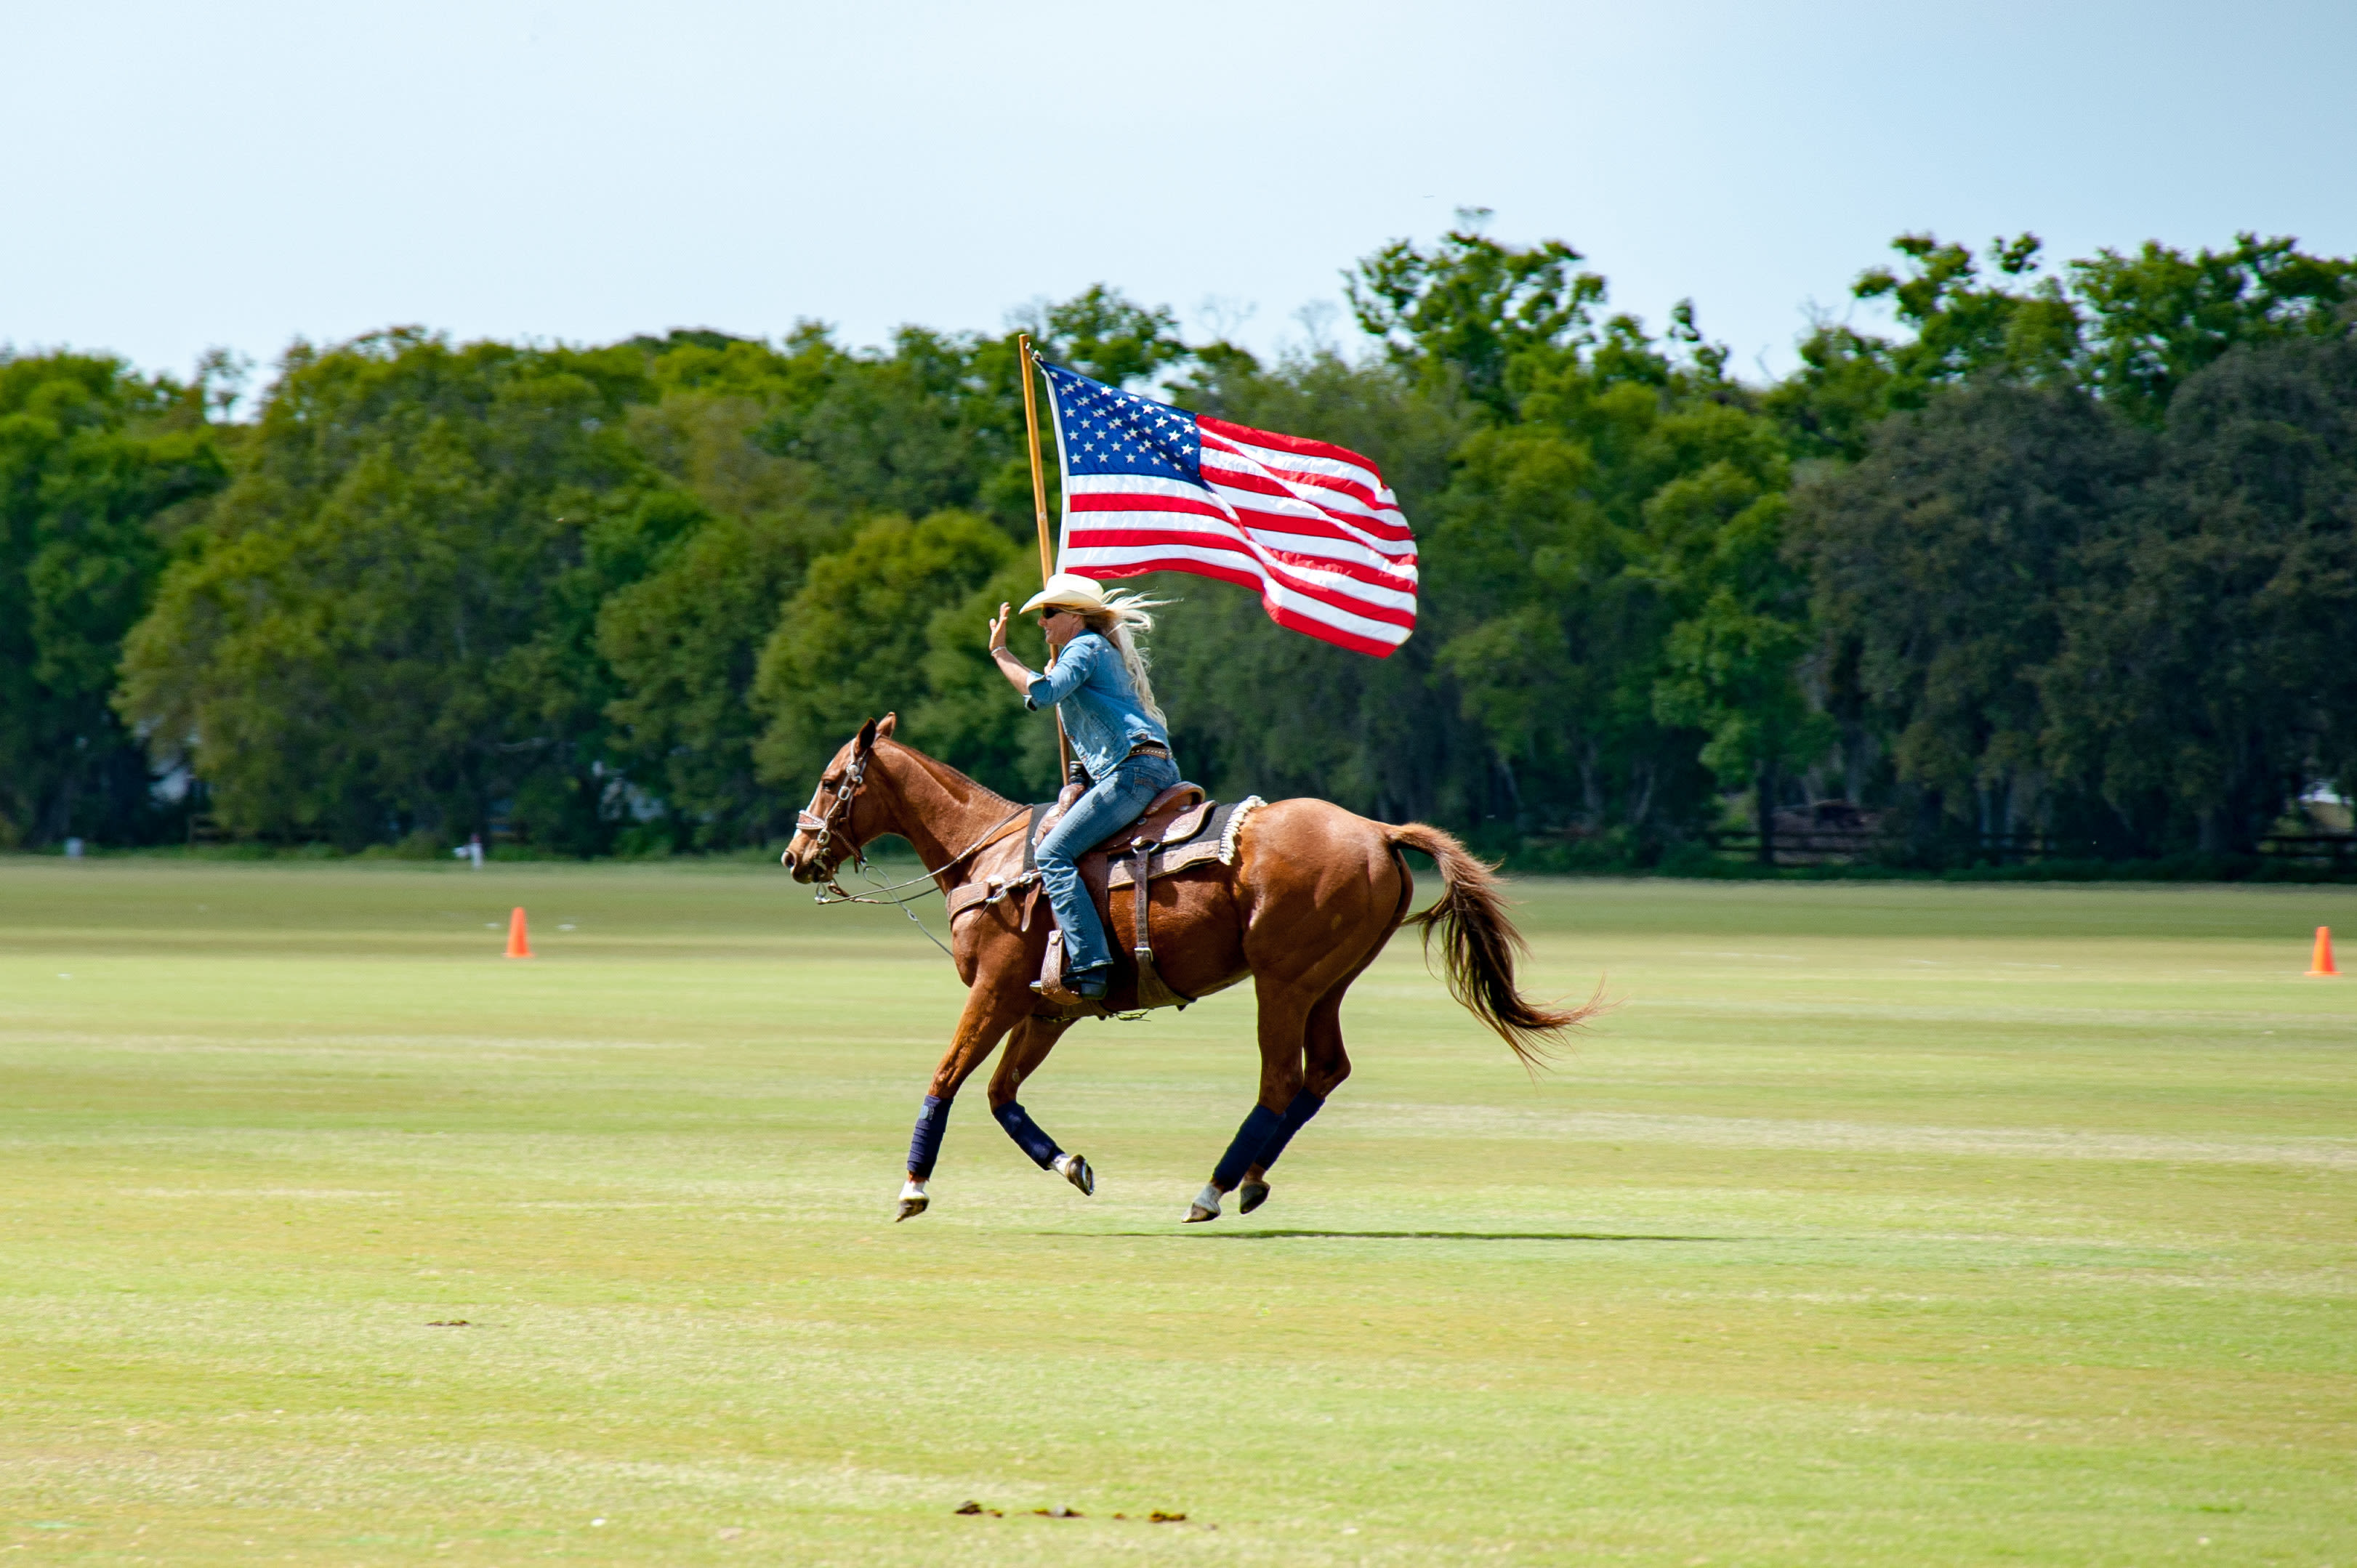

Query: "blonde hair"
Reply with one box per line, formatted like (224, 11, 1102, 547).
(1072, 588, 1172, 725)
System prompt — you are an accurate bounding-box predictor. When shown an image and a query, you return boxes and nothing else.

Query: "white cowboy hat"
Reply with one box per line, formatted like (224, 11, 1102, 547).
(1019, 572, 1110, 616)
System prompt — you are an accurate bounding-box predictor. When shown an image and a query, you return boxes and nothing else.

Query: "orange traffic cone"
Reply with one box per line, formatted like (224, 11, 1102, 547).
(505, 906, 533, 960)
(2308, 925, 2337, 977)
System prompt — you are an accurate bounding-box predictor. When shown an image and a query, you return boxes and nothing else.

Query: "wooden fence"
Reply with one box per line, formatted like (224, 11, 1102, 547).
(1704, 828, 2357, 870)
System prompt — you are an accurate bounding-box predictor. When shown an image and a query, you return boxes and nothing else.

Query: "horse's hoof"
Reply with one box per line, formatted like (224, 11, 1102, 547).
(1184, 1203, 1218, 1223)
(1238, 1180, 1270, 1214)
(1057, 1153, 1095, 1197)
(895, 1196, 929, 1221)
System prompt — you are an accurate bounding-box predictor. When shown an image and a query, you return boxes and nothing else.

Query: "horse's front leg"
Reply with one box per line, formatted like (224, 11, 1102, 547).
(898, 982, 1031, 1221)
(986, 1014, 1091, 1195)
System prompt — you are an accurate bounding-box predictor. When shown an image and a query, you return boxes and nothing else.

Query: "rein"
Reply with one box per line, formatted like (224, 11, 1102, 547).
(811, 806, 1030, 905)
(797, 745, 1031, 960)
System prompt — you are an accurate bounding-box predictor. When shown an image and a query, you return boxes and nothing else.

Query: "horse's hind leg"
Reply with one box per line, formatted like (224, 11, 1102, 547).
(1196, 834, 1406, 1222)
(1186, 974, 1316, 1222)
(985, 1014, 1094, 1196)
(1236, 975, 1357, 1214)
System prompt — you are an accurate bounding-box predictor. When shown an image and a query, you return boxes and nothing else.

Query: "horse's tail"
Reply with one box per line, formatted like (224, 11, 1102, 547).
(1384, 822, 1601, 1070)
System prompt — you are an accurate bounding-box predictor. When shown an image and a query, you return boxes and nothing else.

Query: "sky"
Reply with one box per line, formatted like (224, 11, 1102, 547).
(7, 0, 2355, 402)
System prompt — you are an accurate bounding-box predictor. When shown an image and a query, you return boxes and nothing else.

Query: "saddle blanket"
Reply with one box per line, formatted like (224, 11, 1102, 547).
(1104, 795, 1263, 888)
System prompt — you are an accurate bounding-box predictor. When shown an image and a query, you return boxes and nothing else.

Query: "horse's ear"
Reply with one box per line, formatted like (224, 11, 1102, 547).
(875, 712, 898, 741)
(855, 717, 878, 752)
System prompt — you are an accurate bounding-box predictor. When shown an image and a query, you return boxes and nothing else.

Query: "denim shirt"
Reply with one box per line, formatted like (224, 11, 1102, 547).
(1025, 631, 1170, 782)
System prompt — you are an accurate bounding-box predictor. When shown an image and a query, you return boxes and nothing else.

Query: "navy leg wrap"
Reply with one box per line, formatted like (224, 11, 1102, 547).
(1212, 1104, 1286, 1191)
(991, 1101, 1063, 1170)
(906, 1094, 951, 1179)
(1252, 1089, 1326, 1172)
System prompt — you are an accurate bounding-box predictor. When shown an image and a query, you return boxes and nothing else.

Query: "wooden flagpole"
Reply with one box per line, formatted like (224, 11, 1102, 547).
(1015, 334, 1072, 777)
(1018, 333, 1055, 586)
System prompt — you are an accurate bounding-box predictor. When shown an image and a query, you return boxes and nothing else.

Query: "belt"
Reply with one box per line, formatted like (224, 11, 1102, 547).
(1127, 741, 1171, 759)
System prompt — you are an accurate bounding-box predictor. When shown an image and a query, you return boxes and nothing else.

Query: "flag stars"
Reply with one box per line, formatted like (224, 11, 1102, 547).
(1046, 362, 1204, 482)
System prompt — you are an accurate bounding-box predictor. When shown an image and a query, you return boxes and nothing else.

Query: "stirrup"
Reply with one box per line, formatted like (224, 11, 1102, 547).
(1031, 974, 1082, 1006)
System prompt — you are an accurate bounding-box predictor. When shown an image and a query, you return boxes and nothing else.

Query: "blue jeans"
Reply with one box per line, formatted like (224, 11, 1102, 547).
(1036, 753, 1181, 976)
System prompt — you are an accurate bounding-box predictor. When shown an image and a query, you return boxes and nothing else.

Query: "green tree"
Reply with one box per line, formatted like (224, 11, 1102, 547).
(2070, 234, 2357, 425)
(2039, 329, 2357, 854)
(598, 355, 845, 847)
(908, 554, 1067, 799)
(592, 285, 1182, 839)
(1026, 284, 1190, 387)
(1649, 469, 1830, 864)
(754, 327, 1008, 526)
(744, 299, 1159, 543)
(1347, 209, 1606, 417)
(118, 331, 678, 851)
(598, 514, 818, 847)
(1770, 231, 2357, 461)
(1789, 383, 2154, 855)
(1767, 233, 2080, 461)
(750, 511, 1035, 799)
(1856, 233, 2082, 391)
(1426, 312, 1790, 853)
(0, 351, 226, 846)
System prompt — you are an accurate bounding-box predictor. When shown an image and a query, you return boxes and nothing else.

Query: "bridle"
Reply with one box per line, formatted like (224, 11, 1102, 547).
(794, 744, 873, 888)
(792, 737, 1031, 948)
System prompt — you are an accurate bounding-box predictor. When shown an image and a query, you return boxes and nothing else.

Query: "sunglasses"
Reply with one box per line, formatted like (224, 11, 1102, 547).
(1037, 606, 1077, 622)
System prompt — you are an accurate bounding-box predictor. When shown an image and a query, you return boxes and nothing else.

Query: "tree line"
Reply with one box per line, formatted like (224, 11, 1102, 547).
(4, 220, 2353, 867)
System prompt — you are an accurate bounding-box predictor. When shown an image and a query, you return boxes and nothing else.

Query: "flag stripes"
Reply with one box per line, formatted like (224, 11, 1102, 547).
(1041, 360, 1418, 656)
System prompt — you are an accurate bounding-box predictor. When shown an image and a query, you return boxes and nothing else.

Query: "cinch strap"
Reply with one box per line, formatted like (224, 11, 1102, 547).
(1212, 1104, 1285, 1191)
(906, 1093, 952, 1179)
(991, 1102, 1063, 1170)
(1253, 1088, 1326, 1172)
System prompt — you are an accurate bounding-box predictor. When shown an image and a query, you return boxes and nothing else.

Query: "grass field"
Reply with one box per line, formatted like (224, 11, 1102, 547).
(2, 860, 2352, 1565)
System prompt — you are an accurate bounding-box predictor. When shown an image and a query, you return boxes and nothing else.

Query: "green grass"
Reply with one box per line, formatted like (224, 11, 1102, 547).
(2, 862, 2352, 1565)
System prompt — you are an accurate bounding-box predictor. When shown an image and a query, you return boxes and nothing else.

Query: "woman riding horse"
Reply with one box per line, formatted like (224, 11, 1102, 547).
(986, 572, 1177, 1004)
(780, 575, 1592, 1222)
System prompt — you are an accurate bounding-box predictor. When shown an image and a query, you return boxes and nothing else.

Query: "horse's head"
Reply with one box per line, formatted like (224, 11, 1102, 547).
(781, 713, 899, 884)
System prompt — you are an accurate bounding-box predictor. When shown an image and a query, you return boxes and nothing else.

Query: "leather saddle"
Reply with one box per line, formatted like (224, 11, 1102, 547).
(944, 780, 1263, 1019)
(945, 782, 1210, 928)
(1033, 782, 1211, 868)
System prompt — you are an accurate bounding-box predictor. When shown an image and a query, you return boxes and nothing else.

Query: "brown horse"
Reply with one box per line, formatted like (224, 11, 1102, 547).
(780, 715, 1596, 1221)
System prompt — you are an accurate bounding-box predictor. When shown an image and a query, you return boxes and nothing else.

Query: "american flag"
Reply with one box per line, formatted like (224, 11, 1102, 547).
(1040, 360, 1418, 657)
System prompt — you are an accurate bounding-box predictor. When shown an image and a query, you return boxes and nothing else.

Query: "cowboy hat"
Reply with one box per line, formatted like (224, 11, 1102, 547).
(1019, 572, 1110, 616)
